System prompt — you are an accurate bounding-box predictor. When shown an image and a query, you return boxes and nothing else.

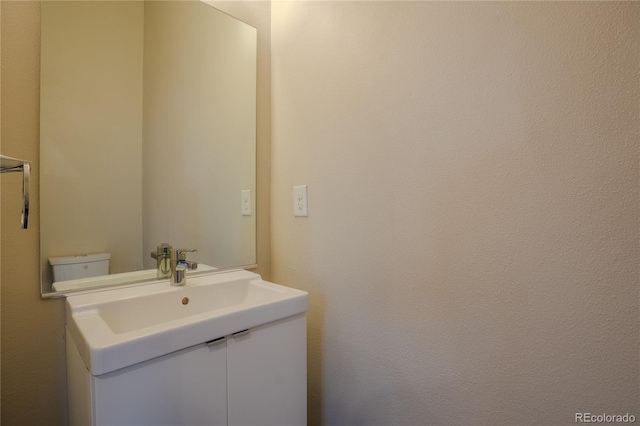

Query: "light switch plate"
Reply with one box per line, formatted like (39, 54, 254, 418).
(241, 190, 251, 216)
(293, 185, 308, 217)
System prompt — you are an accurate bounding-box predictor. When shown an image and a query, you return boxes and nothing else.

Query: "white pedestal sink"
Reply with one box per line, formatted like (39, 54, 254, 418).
(65, 270, 308, 426)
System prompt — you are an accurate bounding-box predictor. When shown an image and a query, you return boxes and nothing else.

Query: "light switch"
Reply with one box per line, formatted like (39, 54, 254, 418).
(293, 185, 308, 217)
(241, 190, 251, 216)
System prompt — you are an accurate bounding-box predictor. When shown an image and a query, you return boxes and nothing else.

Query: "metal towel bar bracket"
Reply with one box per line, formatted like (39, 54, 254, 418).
(1, 154, 31, 229)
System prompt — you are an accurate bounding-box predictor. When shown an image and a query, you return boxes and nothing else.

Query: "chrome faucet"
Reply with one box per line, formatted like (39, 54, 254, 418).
(170, 248, 198, 286)
(150, 243, 173, 279)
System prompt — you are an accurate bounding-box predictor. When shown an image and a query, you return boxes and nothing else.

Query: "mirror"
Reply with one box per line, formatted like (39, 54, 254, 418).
(40, 1, 257, 297)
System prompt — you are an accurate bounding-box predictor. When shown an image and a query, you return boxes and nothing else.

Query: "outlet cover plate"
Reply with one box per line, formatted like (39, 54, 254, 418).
(294, 185, 308, 217)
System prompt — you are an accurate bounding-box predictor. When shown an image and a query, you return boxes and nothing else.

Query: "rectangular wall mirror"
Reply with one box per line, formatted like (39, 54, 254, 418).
(40, 1, 257, 297)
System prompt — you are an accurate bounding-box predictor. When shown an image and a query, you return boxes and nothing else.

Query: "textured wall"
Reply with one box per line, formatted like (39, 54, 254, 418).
(0, 1, 271, 424)
(271, 2, 639, 425)
(1, 2, 68, 424)
(1, 0, 3, 416)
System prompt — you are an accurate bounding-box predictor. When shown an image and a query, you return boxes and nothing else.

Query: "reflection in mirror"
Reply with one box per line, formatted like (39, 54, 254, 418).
(40, 1, 257, 297)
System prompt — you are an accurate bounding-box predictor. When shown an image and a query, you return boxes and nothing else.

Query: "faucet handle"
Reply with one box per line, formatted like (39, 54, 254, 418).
(173, 248, 197, 261)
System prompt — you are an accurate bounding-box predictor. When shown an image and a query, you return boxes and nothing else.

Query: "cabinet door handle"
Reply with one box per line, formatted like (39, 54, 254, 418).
(206, 336, 227, 347)
(231, 329, 250, 337)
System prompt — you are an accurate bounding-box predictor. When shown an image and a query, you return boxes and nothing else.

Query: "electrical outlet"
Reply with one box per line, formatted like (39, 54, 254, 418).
(293, 185, 308, 217)
(241, 190, 251, 216)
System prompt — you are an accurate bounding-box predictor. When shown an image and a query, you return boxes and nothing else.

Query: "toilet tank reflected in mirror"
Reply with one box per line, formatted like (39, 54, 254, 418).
(49, 253, 110, 284)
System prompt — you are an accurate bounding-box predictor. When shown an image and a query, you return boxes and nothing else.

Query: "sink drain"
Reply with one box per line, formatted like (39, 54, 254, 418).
(182, 297, 189, 305)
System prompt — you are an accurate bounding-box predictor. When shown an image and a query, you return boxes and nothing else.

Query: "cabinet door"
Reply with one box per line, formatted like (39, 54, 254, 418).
(93, 340, 227, 426)
(227, 313, 307, 426)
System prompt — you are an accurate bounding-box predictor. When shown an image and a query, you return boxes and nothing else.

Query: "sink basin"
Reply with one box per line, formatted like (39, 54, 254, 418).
(66, 270, 308, 375)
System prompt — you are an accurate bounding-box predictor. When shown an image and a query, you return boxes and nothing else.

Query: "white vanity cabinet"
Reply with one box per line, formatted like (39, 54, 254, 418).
(67, 312, 307, 426)
(227, 314, 307, 425)
(65, 271, 308, 425)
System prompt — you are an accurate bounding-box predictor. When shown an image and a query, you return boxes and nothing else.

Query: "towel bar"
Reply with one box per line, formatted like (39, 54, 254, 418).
(1, 154, 31, 229)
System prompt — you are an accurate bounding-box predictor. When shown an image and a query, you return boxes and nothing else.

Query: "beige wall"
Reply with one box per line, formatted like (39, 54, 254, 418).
(143, 0, 257, 270)
(1, 2, 68, 424)
(271, 2, 639, 425)
(0, 0, 3, 416)
(0, 1, 270, 424)
(40, 1, 144, 291)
